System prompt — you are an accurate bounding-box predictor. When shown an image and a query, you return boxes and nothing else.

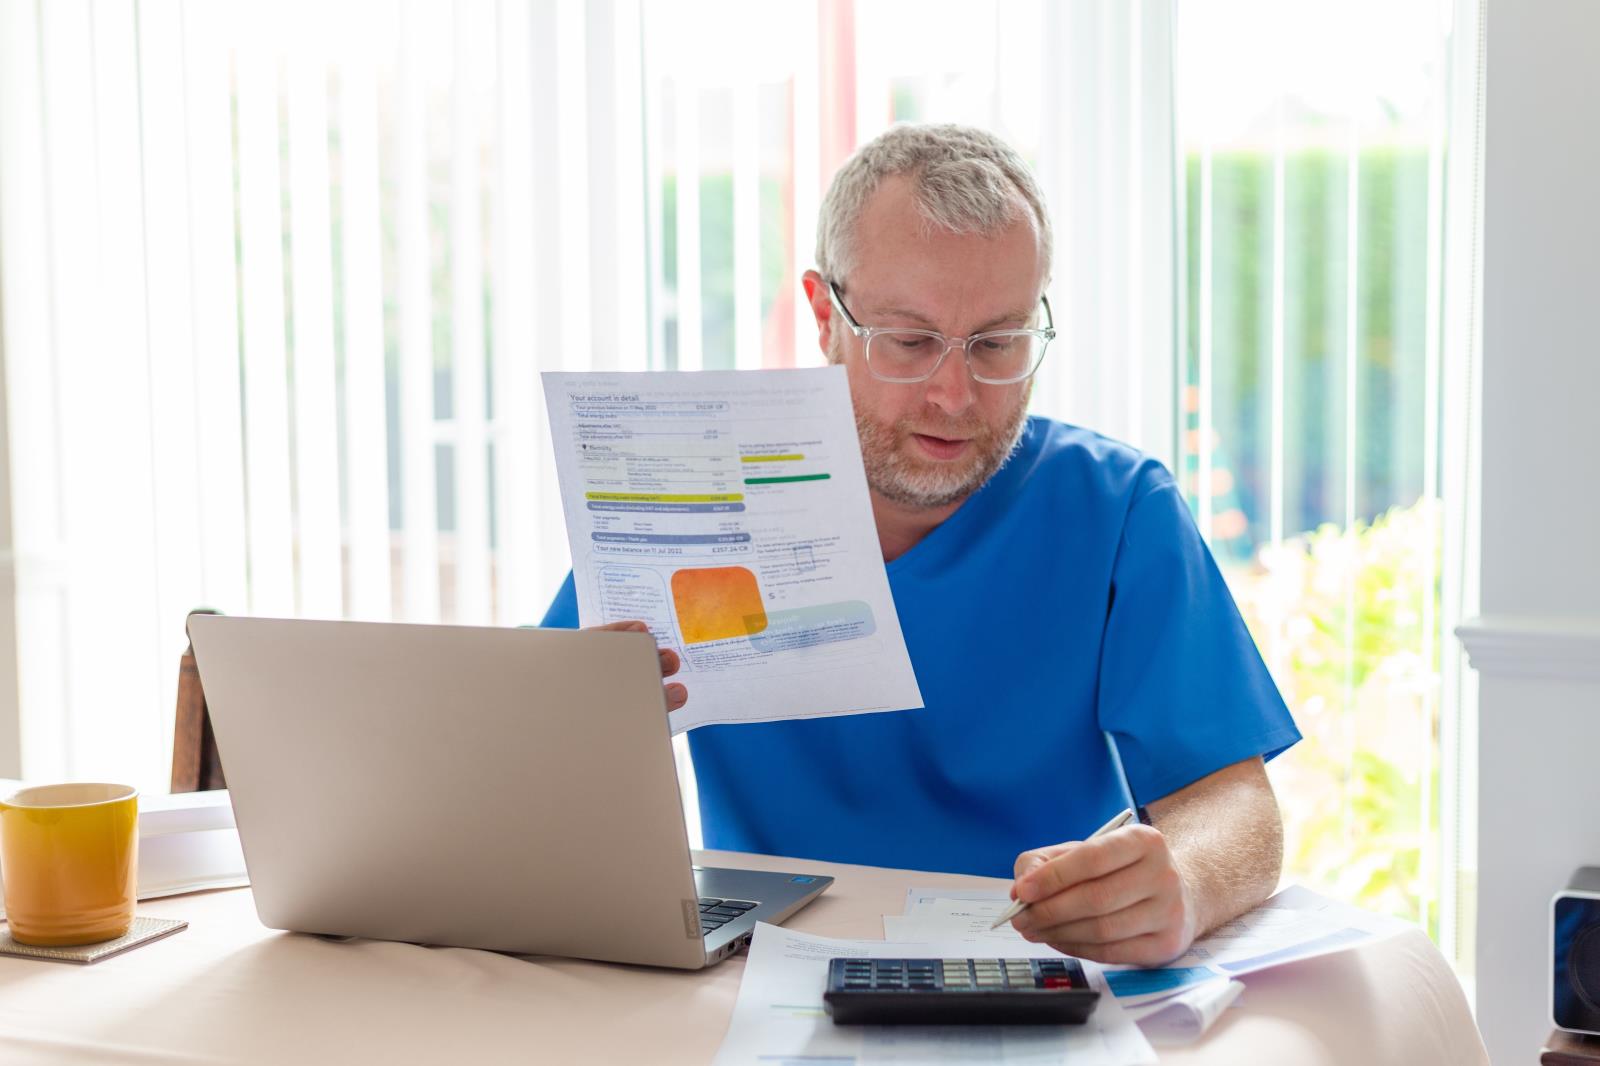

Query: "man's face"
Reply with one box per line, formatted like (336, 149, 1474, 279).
(808, 175, 1047, 510)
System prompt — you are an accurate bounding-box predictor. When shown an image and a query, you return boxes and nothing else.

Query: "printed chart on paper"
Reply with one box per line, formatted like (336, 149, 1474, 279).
(543, 367, 923, 732)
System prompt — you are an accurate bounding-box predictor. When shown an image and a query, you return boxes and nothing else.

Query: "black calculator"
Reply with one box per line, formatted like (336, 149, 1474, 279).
(823, 957, 1100, 1025)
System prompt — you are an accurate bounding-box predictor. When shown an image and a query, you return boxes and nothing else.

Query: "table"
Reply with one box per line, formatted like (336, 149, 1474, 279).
(0, 849, 1487, 1065)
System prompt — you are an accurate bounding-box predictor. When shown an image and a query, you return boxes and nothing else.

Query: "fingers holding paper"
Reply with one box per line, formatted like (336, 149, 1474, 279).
(1008, 823, 1198, 966)
(589, 619, 687, 713)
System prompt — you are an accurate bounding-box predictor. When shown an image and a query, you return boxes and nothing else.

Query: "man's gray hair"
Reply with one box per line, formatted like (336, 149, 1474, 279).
(815, 123, 1051, 287)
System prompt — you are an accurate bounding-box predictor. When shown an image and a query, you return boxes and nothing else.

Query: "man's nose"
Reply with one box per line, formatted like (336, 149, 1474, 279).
(924, 343, 976, 415)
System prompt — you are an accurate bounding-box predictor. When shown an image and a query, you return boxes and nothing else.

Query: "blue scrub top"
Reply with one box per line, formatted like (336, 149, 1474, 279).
(542, 416, 1300, 878)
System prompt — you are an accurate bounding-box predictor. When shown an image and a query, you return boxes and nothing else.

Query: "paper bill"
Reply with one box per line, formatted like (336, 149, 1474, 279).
(893, 884, 1412, 1008)
(542, 368, 923, 733)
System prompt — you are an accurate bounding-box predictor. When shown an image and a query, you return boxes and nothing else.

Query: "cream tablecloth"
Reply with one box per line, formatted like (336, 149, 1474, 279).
(0, 849, 1487, 1065)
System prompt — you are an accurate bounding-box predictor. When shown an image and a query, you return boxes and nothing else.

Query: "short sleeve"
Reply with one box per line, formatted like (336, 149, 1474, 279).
(1096, 477, 1301, 804)
(540, 572, 579, 628)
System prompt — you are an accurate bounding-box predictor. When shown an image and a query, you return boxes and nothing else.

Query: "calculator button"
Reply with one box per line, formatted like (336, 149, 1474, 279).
(1043, 976, 1075, 989)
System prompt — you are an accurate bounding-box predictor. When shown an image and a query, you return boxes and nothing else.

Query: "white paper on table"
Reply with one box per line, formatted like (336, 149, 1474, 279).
(884, 914, 1035, 946)
(893, 888, 1026, 943)
(542, 368, 923, 733)
(1120, 978, 1244, 1044)
(894, 884, 1413, 1007)
(711, 923, 1156, 1066)
(903, 887, 1016, 914)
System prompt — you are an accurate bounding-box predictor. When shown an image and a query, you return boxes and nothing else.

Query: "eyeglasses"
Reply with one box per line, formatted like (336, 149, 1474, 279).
(827, 281, 1055, 385)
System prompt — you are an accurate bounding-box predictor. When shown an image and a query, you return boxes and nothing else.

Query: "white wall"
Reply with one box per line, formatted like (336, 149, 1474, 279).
(1462, 0, 1600, 1060)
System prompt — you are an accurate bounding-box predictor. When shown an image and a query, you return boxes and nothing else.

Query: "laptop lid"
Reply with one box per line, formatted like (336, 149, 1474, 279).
(188, 615, 714, 969)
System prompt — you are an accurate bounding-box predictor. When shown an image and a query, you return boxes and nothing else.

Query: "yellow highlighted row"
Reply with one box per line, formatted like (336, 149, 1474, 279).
(739, 453, 805, 463)
(584, 492, 745, 503)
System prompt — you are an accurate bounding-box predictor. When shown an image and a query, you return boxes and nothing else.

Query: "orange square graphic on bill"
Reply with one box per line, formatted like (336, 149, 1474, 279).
(671, 566, 768, 644)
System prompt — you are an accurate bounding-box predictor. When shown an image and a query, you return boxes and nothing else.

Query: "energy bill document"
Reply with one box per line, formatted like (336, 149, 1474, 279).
(543, 367, 923, 733)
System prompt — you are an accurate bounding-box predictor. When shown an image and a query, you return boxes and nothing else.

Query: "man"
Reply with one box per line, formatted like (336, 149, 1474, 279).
(543, 124, 1299, 966)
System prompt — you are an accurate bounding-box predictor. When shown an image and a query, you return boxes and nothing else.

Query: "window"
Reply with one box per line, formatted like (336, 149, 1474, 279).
(0, 0, 1479, 977)
(1172, 0, 1480, 973)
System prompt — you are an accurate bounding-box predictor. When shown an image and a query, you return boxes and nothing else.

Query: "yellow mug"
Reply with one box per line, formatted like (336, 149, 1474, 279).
(0, 783, 139, 946)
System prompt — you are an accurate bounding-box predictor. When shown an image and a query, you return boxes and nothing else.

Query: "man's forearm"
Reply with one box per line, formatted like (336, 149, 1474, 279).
(1146, 756, 1284, 939)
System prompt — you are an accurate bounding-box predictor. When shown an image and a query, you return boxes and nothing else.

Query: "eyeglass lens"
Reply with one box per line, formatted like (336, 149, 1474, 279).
(866, 331, 1047, 383)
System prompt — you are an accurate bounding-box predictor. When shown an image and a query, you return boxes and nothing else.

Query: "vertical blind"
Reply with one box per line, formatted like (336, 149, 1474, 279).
(0, 0, 658, 787)
(0, 0, 1176, 798)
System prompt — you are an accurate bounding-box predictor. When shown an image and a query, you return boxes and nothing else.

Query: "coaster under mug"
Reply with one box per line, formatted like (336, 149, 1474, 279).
(0, 915, 187, 964)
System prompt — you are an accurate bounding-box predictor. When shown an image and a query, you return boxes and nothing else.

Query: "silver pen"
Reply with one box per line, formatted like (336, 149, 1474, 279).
(989, 731, 1152, 932)
(987, 806, 1137, 930)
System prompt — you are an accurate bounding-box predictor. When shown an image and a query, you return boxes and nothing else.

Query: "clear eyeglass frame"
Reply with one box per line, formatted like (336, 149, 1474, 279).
(826, 280, 1056, 385)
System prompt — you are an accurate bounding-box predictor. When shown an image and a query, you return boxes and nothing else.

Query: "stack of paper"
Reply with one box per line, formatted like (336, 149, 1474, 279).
(883, 883, 1414, 1044)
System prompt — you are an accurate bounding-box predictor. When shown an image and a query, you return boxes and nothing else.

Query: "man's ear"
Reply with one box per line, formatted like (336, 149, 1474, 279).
(801, 269, 833, 359)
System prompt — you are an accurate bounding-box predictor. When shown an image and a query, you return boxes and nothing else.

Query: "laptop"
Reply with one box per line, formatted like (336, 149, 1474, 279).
(186, 614, 832, 969)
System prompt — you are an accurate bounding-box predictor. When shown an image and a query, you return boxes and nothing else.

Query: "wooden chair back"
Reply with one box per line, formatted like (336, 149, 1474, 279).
(171, 608, 226, 792)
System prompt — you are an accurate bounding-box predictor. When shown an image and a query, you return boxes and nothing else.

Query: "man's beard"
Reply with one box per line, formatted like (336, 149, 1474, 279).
(853, 400, 1029, 509)
(836, 323, 1031, 508)
(827, 329, 1029, 508)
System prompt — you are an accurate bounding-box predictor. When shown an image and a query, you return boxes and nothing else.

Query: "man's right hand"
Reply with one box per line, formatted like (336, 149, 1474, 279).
(588, 620, 687, 713)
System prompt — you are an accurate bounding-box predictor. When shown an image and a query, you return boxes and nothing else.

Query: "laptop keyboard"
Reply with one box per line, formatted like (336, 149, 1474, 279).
(698, 897, 758, 937)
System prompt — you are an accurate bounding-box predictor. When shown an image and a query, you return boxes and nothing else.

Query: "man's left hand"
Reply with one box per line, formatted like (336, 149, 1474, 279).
(1009, 824, 1199, 966)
